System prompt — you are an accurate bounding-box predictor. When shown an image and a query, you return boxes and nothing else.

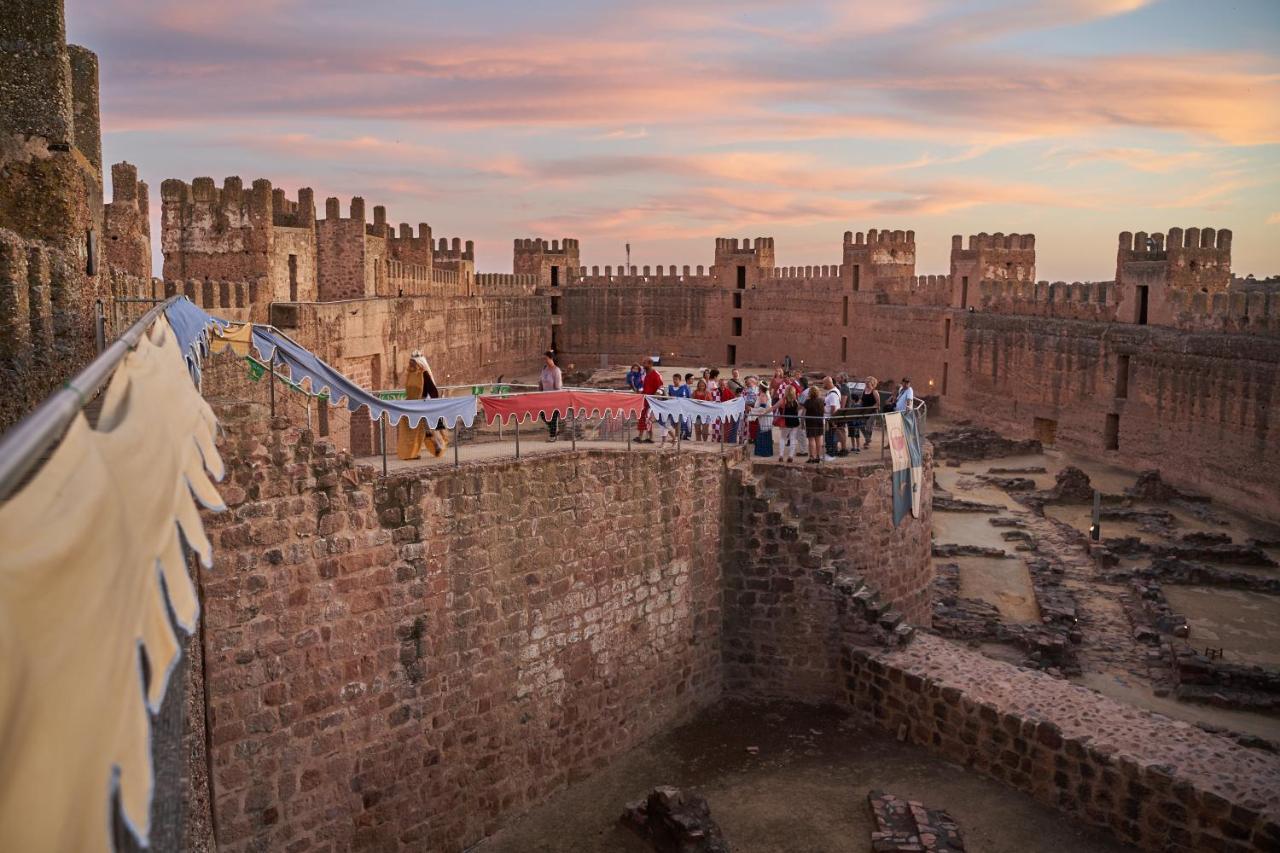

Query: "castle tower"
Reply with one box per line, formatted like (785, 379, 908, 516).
(712, 237, 775, 289)
(1114, 227, 1232, 326)
(433, 236, 474, 292)
(103, 162, 151, 277)
(161, 176, 274, 283)
(0, 0, 104, 250)
(949, 233, 1036, 309)
(842, 229, 916, 292)
(513, 238, 580, 289)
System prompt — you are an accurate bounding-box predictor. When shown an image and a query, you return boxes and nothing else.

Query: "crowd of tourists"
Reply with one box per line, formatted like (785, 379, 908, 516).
(537, 350, 916, 464)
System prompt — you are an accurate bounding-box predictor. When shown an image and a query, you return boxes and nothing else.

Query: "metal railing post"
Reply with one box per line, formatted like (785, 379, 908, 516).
(94, 299, 105, 353)
(515, 419, 521, 459)
(269, 353, 277, 418)
(454, 422, 460, 468)
(570, 409, 576, 451)
(380, 414, 388, 476)
(627, 415, 632, 451)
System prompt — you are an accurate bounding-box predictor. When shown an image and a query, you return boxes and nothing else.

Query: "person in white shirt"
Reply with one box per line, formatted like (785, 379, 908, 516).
(539, 350, 563, 441)
(822, 377, 842, 462)
(894, 377, 915, 413)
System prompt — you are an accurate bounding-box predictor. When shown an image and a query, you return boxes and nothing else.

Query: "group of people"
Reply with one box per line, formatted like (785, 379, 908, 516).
(623, 359, 916, 463)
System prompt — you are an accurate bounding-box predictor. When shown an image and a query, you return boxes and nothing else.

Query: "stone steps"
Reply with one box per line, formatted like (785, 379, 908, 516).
(736, 463, 913, 647)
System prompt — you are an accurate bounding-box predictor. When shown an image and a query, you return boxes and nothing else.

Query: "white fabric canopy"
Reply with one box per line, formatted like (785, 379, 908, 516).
(644, 394, 746, 424)
(0, 317, 224, 852)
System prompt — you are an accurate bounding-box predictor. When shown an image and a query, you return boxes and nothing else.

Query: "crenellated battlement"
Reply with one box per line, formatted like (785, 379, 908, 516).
(567, 264, 714, 286)
(760, 264, 843, 283)
(713, 236, 776, 269)
(475, 273, 539, 294)
(952, 232, 1036, 253)
(513, 236, 582, 288)
(159, 276, 268, 323)
(1119, 227, 1232, 255)
(1116, 226, 1232, 293)
(161, 175, 275, 219)
(974, 278, 1119, 322)
(271, 187, 316, 228)
(1166, 287, 1277, 335)
(843, 229, 915, 246)
(514, 237, 579, 255)
(843, 227, 916, 292)
(319, 196, 368, 223)
(433, 236, 475, 262)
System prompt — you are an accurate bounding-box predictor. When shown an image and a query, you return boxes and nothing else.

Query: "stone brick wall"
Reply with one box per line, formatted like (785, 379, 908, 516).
(845, 633, 1280, 853)
(558, 276, 724, 367)
(199, 384, 726, 852)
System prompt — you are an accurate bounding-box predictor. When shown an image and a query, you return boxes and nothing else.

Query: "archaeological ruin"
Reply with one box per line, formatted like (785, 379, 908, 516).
(1, 2, 1278, 852)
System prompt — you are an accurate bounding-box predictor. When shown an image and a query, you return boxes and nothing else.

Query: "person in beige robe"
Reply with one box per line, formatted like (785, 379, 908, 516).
(396, 352, 449, 460)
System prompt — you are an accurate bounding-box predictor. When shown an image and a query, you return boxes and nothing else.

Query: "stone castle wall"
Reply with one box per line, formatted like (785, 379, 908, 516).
(846, 634, 1280, 853)
(952, 312, 1280, 517)
(199, 375, 728, 852)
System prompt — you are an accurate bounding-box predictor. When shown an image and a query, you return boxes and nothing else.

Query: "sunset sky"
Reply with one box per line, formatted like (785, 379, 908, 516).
(69, 0, 1280, 281)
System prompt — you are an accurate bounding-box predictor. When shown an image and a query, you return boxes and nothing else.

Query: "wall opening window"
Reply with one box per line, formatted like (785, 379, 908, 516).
(842, 296, 849, 326)
(961, 276, 970, 309)
(550, 295, 560, 315)
(85, 229, 96, 275)
(727, 344, 737, 365)
(944, 318, 951, 349)
(1115, 354, 1130, 399)
(1034, 417, 1058, 447)
(841, 336, 847, 362)
(852, 264, 861, 292)
(942, 362, 949, 395)
(733, 292, 742, 309)
(732, 317, 743, 337)
(736, 265, 746, 289)
(1136, 286, 1149, 325)
(1104, 413, 1120, 450)
(288, 254, 298, 301)
(551, 265, 560, 287)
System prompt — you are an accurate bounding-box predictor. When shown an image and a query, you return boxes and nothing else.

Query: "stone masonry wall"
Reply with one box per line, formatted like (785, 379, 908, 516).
(558, 278, 724, 367)
(845, 633, 1280, 853)
(199, 375, 726, 852)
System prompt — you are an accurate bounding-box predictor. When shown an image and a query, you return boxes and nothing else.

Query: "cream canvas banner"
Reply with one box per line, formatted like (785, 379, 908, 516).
(0, 316, 224, 852)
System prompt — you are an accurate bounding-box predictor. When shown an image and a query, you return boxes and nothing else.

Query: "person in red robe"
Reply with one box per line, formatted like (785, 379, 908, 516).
(636, 361, 664, 443)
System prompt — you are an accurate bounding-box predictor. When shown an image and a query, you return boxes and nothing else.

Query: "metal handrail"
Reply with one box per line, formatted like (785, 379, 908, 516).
(0, 296, 182, 502)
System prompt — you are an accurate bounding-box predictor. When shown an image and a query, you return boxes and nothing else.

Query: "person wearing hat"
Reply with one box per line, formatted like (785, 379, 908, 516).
(894, 376, 915, 413)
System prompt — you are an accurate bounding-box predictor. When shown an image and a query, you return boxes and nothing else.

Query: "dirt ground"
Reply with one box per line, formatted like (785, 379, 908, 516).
(477, 700, 1131, 853)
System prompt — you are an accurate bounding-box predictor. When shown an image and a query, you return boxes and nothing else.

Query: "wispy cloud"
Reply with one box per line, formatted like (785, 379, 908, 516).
(68, 0, 1280, 278)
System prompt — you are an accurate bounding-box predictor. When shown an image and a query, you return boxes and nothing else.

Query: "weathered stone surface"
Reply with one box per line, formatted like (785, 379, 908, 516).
(621, 787, 731, 853)
(868, 790, 965, 852)
(847, 634, 1280, 853)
